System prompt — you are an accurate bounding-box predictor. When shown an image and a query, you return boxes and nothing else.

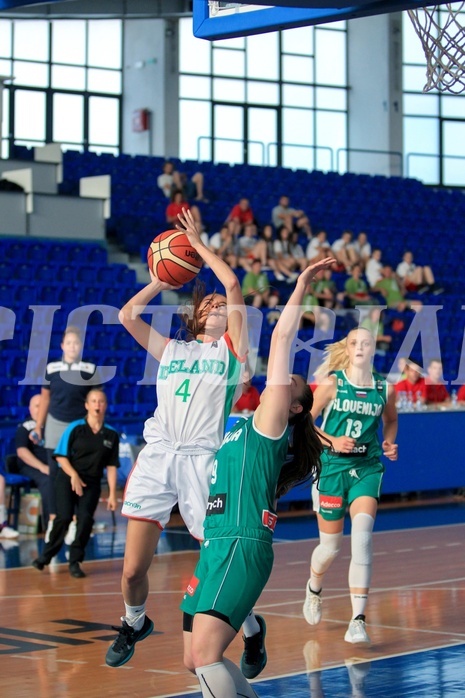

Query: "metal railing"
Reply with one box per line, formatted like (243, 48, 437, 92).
(336, 147, 403, 176)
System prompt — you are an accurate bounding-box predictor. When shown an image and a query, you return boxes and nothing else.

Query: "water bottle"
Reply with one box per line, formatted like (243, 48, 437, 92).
(451, 390, 458, 408)
(31, 431, 45, 446)
(406, 394, 414, 412)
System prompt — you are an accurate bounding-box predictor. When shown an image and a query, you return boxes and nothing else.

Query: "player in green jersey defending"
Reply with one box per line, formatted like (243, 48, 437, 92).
(303, 326, 398, 644)
(180, 256, 335, 698)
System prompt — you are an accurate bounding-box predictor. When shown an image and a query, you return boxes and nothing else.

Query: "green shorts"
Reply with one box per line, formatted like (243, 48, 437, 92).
(313, 462, 384, 521)
(180, 534, 273, 632)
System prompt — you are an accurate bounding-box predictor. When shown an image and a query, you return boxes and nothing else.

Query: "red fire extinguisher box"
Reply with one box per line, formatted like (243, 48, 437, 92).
(132, 108, 150, 132)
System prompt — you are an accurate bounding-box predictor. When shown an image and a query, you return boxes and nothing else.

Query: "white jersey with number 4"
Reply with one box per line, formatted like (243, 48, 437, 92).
(144, 334, 244, 452)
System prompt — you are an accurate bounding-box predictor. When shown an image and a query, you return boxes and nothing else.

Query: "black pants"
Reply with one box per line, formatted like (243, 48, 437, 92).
(46, 448, 58, 516)
(17, 463, 50, 528)
(39, 469, 101, 566)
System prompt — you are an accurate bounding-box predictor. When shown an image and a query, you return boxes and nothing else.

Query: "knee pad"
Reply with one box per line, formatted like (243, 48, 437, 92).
(349, 513, 374, 588)
(312, 530, 343, 574)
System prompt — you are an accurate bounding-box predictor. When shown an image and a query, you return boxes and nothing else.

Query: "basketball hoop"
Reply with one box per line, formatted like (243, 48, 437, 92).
(407, 2, 465, 94)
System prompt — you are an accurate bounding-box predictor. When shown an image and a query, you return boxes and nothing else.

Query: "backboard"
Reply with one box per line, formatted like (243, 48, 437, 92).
(193, 0, 451, 39)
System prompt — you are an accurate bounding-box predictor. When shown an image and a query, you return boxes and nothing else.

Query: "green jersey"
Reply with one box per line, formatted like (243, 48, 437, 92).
(204, 416, 289, 541)
(321, 369, 388, 473)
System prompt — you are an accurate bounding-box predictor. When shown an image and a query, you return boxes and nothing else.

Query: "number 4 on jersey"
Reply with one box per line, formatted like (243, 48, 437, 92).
(175, 379, 192, 402)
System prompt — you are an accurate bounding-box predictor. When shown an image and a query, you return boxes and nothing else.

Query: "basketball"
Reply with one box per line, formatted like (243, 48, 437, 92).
(147, 230, 203, 285)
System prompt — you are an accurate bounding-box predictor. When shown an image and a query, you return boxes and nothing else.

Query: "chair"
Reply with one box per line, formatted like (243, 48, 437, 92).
(2, 454, 33, 530)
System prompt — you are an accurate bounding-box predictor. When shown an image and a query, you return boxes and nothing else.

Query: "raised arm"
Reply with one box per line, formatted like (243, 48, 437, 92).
(118, 274, 179, 361)
(255, 257, 336, 437)
(176, 208, 247, 358)
(382, 384, 398, 460)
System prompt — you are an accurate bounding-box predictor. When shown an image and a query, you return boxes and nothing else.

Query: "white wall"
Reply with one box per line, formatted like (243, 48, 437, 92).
(122, 18, 179, 158)
(348, 13, 403, 176)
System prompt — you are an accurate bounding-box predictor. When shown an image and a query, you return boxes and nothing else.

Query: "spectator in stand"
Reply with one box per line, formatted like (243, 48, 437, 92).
(226, 198, 255, 237)
(301, 286, 331, 332)
(394, 360, 427, 406)
(15, 393, 51, 531)
(343, 264, 374, 308)
(425, 359, 450, 405)
(271, 195, 312, 239)
(241, 259, 270, 308)
(253, 224, 276, 270)
(352, 232, 372, 269)
(0, 475, 19, 539)
(457, 385, 465, 403)
(273, 225, 300, 283)
(289, 231, 308, 272)
(396, 251, 443, 295)
(374, 265, 422, 312)
(331, 230, 358, 271)
(233, 371, 261, 413)
(306, 230, 333, 265)
(360, 307, 392, 355)
(209, 225, 238, 269)
(166, 189, 203, 230)
(366, 248, 383, 289)
(237, 223, 260, 272)
(157, 161, 206, 201)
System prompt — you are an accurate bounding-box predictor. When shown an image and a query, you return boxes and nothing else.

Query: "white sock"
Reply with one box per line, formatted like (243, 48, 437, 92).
(124, 603, 146, 631)
(195, 662, 236, 698)
(350, 593, 368, 619)
(0, 504, 7, 524)
(242, 610, 260, 638)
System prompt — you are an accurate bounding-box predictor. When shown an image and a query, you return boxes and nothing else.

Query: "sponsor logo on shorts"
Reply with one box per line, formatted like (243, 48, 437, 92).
(123, 500, 142, 510)
(337, 443, 368, 458)
(186, 575, 199, 596)
(320, 495, 343, 510)
(262, 510, 278, 532)
(349, 468, 360, 479)
(206, 493, 226, 515)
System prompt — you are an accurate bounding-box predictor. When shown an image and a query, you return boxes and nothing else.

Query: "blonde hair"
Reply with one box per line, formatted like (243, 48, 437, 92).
(315, 327, 374, 381)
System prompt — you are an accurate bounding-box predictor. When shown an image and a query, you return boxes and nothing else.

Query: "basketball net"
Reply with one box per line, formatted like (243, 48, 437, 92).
(408, 2, 465, 93)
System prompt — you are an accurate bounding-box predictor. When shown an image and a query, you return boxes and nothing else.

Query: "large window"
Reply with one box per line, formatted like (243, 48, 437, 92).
(179, 17, 347, 170)
(403, 7, 465, 186)
(0, 18, 122, 157)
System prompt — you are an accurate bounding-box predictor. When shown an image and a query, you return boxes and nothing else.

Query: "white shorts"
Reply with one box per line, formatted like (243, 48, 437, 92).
(121, 440, 215, 540)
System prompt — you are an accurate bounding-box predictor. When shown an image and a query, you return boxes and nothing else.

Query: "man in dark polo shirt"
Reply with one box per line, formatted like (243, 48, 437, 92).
(16, 393, 51, 530)
(32, 389, 119, 578)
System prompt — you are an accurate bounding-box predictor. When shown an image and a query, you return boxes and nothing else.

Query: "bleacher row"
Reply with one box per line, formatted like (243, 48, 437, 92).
(1, 148, 465, 460)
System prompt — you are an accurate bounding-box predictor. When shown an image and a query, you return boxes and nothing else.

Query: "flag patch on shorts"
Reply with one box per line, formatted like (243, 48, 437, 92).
(186, 575, 200, 596)
(320, 495, 343, 510)
(262, 509, 278, 532)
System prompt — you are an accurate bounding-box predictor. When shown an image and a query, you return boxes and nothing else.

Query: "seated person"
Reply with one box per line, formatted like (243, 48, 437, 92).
(233, 378, 261, 413)
(225, 198, 255, 237)
(237, 223, 259, 271)
(352, 231, 372, 269)
(374, 265, 422, 312)
(15, 393, 51, 531)
(0, 474, 19, 539)
(425, 358, 450, 404)
(457, 385, 465, 403)
(271, 195, 312, 239)
(306, 230, 333, 264)
(365, 248, 383, 289)
(313, 267, 338, 309)
(289, 231, 308, 272)
(360, 307, 392, 354)
(331, 230, 358, 271)
(241, 258, 270, 308)
(273, 225, 300, 282)
(209, 225, 238, 268)
(394, 360, 427, 406)
(396, 251, 443, 295)
(157, 161, 206, 201)
(301, 287, 331, 332)
(343, 263, 373, 307)
(166, 189, 202, 230)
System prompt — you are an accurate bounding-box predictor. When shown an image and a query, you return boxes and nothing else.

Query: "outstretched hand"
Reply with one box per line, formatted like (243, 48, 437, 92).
(176, 207, 203, 248)
(298, 257, 336, 289)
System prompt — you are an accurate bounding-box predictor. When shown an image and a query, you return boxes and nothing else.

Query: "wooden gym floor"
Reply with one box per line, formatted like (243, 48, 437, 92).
(1, 499, 464, 698)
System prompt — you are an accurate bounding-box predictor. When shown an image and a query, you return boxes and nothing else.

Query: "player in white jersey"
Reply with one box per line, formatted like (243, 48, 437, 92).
(106, 208, 265, 670)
